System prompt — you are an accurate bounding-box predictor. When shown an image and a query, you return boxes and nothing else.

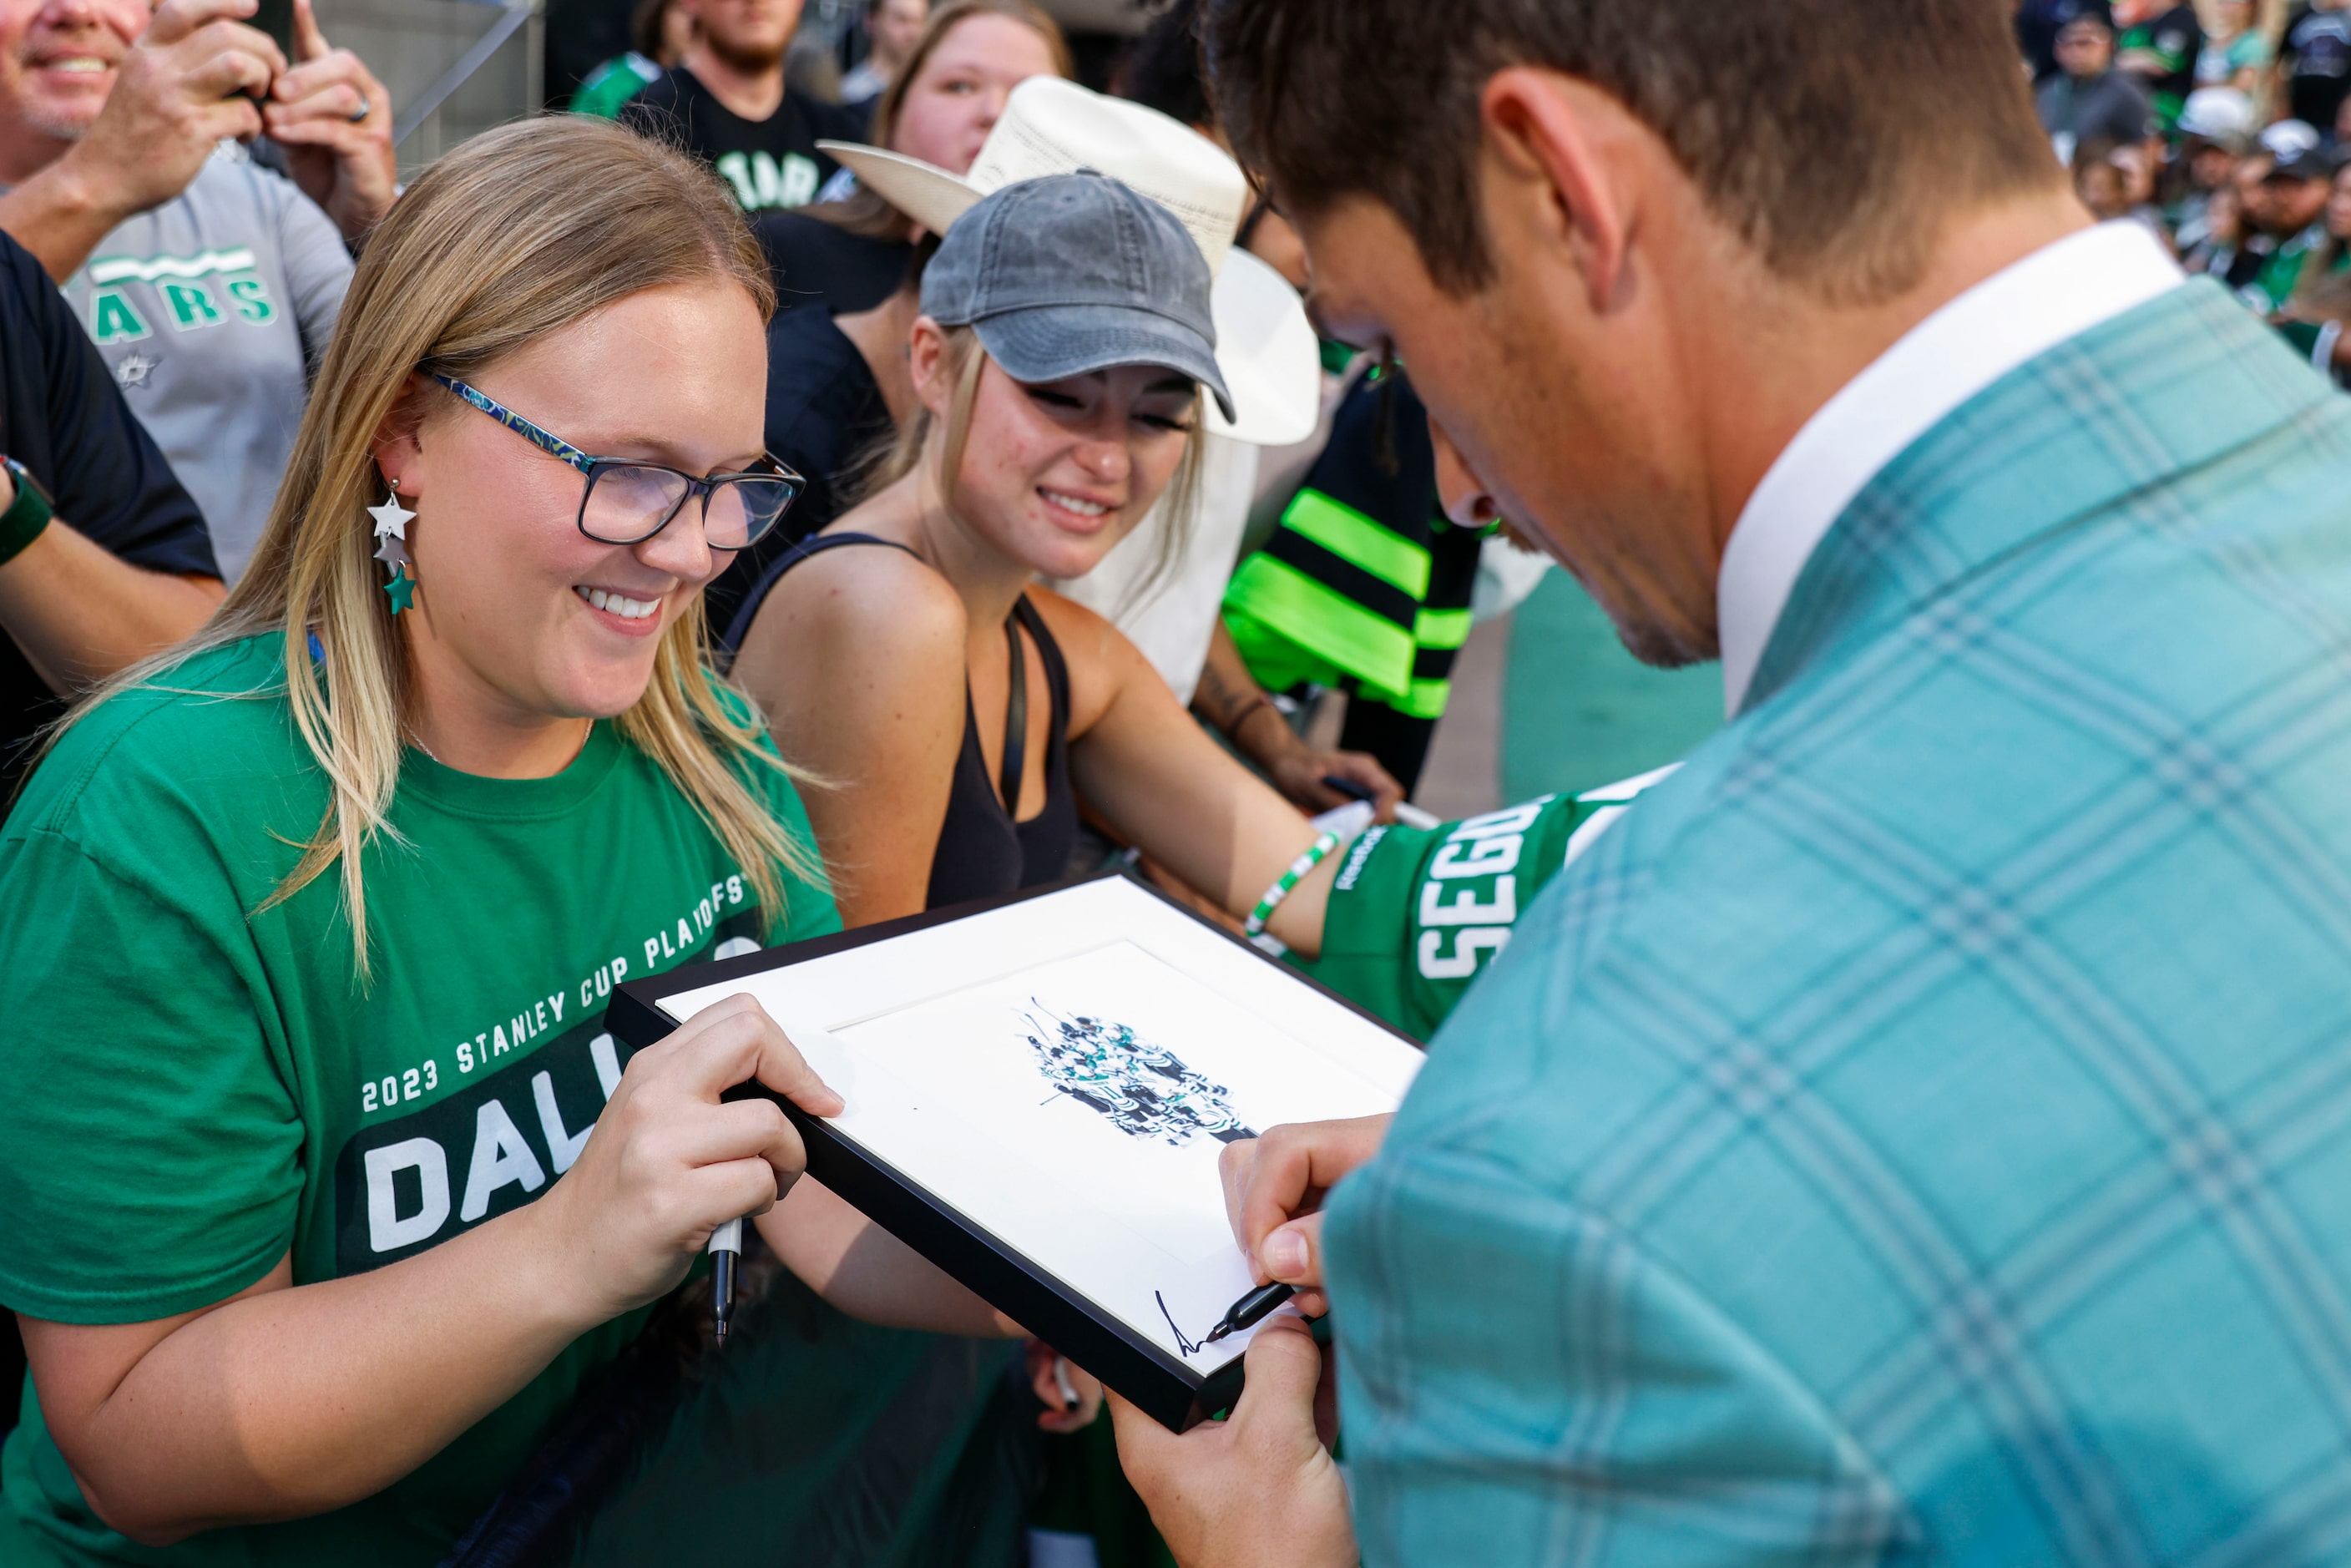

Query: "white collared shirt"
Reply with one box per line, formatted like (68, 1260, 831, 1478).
(1716, 221, 2186, 717)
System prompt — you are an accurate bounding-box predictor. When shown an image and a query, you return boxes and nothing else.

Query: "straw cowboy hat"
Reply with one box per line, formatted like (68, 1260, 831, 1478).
(818, 76, 1321, 446)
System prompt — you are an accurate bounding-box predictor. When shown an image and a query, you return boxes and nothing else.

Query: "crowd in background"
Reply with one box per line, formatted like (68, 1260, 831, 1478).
(562, 0, 1497, 813)
(2028, 0, 2351, 377)
(12, 0, 2343, 822)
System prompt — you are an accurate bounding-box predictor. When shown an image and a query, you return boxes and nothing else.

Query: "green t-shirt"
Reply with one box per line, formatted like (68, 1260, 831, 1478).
(569, 52, 661, 120)
(2119, 4, 2201, 129)
(0, 635, 839, 1566)
(2244, 224, 2335, 316)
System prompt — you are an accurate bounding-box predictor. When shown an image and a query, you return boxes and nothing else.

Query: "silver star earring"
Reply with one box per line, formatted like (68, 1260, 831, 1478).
(370, 478, 417, 615)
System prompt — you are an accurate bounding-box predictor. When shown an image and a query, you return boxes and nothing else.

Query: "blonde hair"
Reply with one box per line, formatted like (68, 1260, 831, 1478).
(872, 325, 1207, 608)
(811, 0, 1074, 243)
(63, 116, 820, 977)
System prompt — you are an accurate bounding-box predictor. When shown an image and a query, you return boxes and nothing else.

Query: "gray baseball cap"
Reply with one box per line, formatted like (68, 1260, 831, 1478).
(920, 170, 1236, 423)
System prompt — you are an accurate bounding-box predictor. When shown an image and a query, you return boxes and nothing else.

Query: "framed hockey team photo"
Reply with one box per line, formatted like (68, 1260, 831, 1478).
(609, 872, 1425, 1429)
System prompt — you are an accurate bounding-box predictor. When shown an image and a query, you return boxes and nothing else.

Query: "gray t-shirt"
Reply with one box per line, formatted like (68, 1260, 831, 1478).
(2036, 69, 2159, 164)
(57, 142, 351, 581)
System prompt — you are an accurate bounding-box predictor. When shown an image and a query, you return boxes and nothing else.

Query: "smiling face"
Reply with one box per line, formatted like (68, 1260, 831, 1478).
(890, 13, 1060, 173)
(383, 280, 769, 731)
(910, 319, 1196, 581)
(0, 0, 144, 155)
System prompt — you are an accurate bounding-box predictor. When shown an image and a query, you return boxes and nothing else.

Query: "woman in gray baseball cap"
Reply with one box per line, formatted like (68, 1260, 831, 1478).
(731, 169, 1352, 969)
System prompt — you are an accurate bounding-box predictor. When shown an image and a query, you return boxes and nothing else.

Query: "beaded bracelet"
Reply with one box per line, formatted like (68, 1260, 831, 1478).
(1244, 830, 1342, 938)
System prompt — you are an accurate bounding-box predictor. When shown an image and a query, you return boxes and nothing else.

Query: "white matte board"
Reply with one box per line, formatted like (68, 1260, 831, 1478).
(655, 878, 1423, 1378)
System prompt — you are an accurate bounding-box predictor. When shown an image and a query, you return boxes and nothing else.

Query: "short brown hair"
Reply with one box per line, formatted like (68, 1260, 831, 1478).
(1204, 0, 2060, 304)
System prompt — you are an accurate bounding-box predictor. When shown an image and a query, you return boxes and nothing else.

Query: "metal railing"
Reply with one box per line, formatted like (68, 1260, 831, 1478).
(314, 0, 544, 176)
(393, 0, 543, 151)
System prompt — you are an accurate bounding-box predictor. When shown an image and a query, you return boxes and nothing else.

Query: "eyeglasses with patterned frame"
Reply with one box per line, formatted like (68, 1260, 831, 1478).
(432, 373, 801, 550)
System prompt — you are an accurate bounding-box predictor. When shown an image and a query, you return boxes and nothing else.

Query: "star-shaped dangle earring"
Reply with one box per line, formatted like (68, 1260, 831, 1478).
(372, 480, 418, 615)
(369, 483, 415, 544)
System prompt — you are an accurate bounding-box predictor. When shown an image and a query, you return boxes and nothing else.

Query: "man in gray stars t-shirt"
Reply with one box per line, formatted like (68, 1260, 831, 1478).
(0, 0, 395, 582)
(62, 141, 352, 583)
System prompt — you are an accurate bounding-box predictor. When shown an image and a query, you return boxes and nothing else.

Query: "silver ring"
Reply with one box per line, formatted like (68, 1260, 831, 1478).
(347, 97, 371, 124)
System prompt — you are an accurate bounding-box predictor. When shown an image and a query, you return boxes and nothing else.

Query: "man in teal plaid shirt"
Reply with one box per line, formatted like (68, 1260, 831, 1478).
(1107, 1, 2351, 1564)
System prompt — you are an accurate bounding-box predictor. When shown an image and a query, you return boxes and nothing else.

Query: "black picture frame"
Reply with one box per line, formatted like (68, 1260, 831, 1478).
(607, 868, 1421, 1431)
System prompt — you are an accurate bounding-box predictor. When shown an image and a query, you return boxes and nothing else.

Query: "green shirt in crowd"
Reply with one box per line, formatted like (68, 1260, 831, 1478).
(2242, 223, 2337, 315)
(2119, 3, 2202, 130)
(0, 635, 840, 1566)
(569, 52, 662, 120)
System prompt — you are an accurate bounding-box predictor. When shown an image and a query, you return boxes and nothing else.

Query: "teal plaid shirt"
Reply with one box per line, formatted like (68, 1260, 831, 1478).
(1326, 280, 2351, 1565)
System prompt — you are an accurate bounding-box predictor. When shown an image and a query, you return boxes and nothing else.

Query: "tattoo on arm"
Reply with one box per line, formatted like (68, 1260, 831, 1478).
(1193, 660, 1251, 734)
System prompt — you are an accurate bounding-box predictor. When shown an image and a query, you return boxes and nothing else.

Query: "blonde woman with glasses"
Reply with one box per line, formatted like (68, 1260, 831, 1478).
(0, 117, 1042, 1566)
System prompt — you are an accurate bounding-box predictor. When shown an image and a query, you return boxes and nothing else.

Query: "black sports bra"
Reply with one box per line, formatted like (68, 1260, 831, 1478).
(728, 532, 1079, 909)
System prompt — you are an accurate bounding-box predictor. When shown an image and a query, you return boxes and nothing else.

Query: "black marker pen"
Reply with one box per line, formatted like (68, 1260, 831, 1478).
(710, 1216, 742, 1347)
(1202, 1280, 1295, 1346)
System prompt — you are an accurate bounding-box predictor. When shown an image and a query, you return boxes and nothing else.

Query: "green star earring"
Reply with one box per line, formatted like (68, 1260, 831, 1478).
(371, 480, 417, 615)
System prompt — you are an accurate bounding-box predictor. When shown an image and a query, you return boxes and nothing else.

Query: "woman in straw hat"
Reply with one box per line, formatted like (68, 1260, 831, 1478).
(0, 118, 1053, 1566)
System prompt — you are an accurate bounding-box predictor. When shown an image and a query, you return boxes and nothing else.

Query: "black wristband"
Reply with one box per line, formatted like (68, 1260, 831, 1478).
(0, 456, 54, 569)
(1229, 695, 1297, 769)
(1228, 691, 1287, 746)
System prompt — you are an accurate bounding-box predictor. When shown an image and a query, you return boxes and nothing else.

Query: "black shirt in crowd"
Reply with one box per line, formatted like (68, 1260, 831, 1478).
(544, 0, 635, 104)
(0, 230, 215, 800)
(2283, 3, 2351, 130)
(619, 67, 869, 213)
(2121, 3, 2203, 111)
(707, 303, 894, 645)
(754, 210, 914, 316)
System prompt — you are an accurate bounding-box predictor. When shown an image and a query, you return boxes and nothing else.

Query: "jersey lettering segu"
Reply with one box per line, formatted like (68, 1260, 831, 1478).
(1294, 767, 1680, 1039)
